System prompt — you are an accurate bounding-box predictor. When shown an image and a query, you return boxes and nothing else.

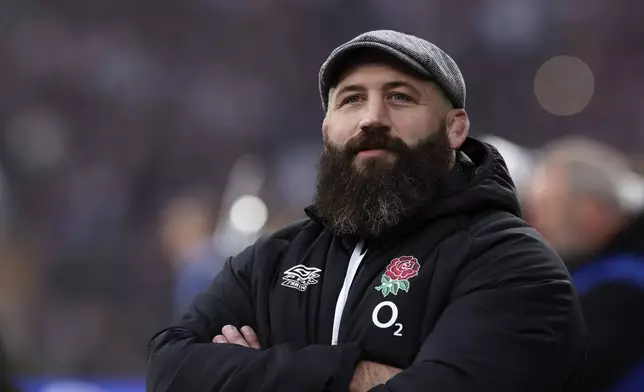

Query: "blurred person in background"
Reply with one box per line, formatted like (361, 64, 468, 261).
(0, 335, 18, 392)
(159, 194, 223, 319)
(525, 136, 644, 392)
(147, 30, 585, 392)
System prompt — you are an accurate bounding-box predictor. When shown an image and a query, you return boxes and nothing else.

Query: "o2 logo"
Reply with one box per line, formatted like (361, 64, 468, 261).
(371, 301, 403, 336)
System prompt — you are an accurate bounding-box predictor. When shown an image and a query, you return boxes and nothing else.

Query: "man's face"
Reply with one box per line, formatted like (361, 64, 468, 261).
(524, 164, 588, 259)
(313, 62, 455, 238)
(323, 63, 450, 170)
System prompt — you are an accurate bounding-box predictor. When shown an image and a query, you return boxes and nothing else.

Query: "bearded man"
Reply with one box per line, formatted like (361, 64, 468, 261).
(146, 30, 586, 392)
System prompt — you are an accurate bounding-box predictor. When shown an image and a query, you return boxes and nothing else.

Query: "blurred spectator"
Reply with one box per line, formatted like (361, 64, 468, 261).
(525, 137, 634, 262)
(159, 194, 223, 318)
(0, 333, 18, 392)
(0, 234, 41, 375)
(524, 136, 644, 392)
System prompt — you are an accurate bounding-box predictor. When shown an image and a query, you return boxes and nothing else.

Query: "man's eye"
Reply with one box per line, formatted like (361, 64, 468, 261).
(342, 95, 364, 105)
(390, 93, 412, 102)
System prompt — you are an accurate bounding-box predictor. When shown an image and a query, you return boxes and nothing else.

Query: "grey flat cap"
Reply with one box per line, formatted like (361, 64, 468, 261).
(319, 30, 465, 111)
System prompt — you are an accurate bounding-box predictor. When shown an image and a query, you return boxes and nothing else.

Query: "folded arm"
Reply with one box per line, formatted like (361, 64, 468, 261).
(146, 244, 361, 392)
(369, 225, 587, 391)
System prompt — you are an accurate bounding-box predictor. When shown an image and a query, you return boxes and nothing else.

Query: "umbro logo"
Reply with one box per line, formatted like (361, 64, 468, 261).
(281, 265, 322, 292)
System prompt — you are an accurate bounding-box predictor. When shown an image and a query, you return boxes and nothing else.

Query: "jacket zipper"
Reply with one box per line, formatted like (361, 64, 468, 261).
(331, 240, 367, 345)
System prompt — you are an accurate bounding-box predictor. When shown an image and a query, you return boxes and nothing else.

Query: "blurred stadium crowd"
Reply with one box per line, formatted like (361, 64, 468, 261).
(0, 0, 643, 390)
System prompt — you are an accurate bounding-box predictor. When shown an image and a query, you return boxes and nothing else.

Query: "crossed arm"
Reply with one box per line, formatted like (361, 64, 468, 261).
(213, 324, 401, 392)
(146, 248, 402, 392)
(147, 228, 586, 391)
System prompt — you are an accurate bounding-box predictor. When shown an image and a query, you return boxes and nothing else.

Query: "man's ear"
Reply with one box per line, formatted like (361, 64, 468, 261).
(445, 109, 469, 149)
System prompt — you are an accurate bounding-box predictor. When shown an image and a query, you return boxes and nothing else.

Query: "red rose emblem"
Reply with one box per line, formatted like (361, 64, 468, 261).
(385, 256, 420, 281)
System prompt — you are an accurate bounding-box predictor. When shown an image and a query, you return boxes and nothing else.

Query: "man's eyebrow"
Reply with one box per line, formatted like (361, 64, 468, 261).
(334, 84, 366, 96)
(383, 81, 421, 95)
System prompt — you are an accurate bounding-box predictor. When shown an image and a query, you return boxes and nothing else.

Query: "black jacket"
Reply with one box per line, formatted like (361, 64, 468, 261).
(569, 212, 644, 392)
(146, 137, 586, 392)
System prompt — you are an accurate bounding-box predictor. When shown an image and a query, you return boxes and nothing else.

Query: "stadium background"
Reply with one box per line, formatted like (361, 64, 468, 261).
(0, 0, 643, 391)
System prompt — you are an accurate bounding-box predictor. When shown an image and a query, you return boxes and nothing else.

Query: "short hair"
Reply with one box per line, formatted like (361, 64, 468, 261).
(537, 136, 633, 212)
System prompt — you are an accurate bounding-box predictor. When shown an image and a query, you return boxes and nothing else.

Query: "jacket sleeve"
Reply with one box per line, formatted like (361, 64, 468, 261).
(146, 243, 362, 392)
(370, 223, 587, 392)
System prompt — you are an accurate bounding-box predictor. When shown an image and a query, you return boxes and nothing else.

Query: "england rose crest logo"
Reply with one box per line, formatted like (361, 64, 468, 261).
(375, 256, 420, 297)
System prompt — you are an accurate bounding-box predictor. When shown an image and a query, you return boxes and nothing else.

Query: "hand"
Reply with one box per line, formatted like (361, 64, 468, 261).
(349, 360, 402, 392)
(212, 325, 261, 349)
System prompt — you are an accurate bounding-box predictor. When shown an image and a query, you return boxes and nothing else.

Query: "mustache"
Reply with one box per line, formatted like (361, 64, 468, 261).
(344, 132, 410, 156)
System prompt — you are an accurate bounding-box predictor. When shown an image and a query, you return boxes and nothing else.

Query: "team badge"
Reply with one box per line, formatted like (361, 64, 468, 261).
(375, 256, 420, 297)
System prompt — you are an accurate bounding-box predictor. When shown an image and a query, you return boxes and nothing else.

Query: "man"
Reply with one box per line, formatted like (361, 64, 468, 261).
(525, 137, 644, 392)
(146, 30, 586, 392)
(524, 137, 636, 264)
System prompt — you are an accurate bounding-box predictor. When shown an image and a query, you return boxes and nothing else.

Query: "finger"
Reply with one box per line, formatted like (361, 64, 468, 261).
(212, 335, 227, 344)
(241, 326, 261, 349)
(222, 325, 248, 347)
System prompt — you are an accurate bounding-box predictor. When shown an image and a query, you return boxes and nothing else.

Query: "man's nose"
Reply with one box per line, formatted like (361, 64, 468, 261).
(358, 98, 391, 134)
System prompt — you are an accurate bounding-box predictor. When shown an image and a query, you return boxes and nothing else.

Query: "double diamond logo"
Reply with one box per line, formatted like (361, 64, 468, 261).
(281, 265, 322, 292)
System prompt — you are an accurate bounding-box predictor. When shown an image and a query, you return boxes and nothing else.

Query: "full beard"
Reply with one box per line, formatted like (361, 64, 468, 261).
(313, 129, 453, 239)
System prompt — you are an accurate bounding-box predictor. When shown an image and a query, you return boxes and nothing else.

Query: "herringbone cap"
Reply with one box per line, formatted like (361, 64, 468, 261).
(319, 30, 465, 111)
